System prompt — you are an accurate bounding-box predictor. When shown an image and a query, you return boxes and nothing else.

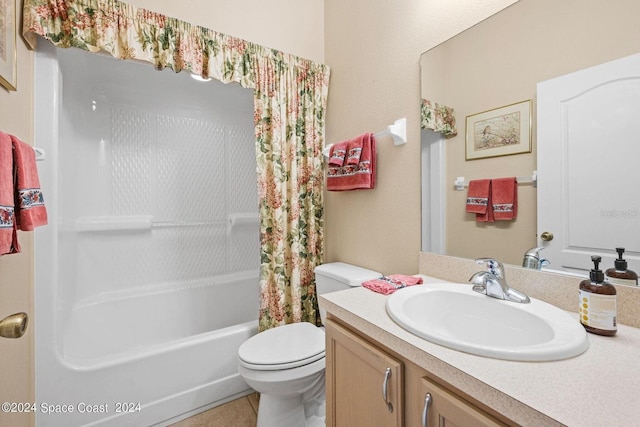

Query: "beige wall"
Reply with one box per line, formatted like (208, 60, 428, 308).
(420, 0, 640, 265)
(0, 0, 36, 423)
(323, 0, 518, 275)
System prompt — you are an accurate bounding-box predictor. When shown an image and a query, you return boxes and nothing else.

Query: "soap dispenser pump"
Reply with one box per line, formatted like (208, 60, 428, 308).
(579, 256, 617, 336)
(605, 247, 638, 286)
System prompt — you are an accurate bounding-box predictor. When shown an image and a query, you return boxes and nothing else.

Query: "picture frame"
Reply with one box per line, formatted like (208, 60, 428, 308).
(0, 0, 16, 91)
(465, 100, 531, 160)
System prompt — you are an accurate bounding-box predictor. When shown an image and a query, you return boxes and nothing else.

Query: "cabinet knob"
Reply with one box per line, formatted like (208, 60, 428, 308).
(540, 231, 554, 241)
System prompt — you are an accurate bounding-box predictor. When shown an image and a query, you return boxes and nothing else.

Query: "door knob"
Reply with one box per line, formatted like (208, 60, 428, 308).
(540, 231, 554, 241)
(0, 312, 28, 339)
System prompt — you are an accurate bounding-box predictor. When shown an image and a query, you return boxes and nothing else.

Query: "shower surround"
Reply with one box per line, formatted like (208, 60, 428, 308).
(34, 43, 259, 426)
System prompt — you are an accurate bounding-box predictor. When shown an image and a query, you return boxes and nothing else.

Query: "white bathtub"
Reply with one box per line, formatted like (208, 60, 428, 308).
(68, 274, 256, 425)
(34, 43, 259, 426)
(70, 273, 257, 426)
(37, 271, 258, 427)
(63, 271, 259, 367)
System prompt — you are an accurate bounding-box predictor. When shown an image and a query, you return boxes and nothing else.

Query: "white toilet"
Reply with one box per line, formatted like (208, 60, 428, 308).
(237, 262, 382, 427)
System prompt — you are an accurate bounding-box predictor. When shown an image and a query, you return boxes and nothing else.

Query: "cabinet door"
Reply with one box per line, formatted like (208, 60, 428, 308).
(419, 377, 505, 427)
(325, 319, 403, 427)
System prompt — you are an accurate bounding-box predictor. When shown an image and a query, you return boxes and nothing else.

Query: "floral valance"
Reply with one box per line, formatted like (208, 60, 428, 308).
(22, 0, 329, 90)
(421, 99, 457, 137)
(23, 0, 330, 331)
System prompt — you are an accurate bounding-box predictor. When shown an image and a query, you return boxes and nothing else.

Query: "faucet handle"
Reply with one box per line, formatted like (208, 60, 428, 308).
(474, 258, 505, 277)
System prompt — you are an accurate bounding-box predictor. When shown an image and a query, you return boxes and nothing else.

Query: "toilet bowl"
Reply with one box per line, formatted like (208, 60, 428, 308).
(237, 322, 326, 427)
(237, 262, 382, 427)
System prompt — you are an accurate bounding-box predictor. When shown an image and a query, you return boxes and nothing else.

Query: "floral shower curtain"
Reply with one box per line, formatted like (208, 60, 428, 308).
(23, 0, 330, 331)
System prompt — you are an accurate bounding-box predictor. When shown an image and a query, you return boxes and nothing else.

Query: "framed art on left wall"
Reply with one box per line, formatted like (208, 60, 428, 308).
(0, 0, 16, 91)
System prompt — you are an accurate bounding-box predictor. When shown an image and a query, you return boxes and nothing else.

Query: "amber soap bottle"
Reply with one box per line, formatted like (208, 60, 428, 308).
(579, 256, 617, 336)
(605, 247, 638, 286)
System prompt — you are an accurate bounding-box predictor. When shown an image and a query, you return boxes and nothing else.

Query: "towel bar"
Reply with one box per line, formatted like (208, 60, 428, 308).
(374, 118, 407, 146)
(322, 117, 407, 158)
(454, 171, 538, 191)
(11, 146, 45, 160)
(34, 147, 45, 160)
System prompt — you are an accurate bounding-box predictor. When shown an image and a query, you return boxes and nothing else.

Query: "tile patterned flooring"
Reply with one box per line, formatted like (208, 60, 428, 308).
(169, 393, 259, 427)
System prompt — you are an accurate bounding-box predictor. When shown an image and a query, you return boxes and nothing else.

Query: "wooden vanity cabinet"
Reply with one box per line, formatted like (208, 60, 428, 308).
(416, 376, 507, 427)
(325, 318, 404, 427)
(325, 318, 511, 427)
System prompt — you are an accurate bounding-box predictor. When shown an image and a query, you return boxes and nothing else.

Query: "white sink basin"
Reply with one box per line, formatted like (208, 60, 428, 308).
(386, 282, 589, 362)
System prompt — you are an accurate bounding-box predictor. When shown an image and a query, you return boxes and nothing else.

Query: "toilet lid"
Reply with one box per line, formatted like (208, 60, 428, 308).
(238, 322, 325, 370)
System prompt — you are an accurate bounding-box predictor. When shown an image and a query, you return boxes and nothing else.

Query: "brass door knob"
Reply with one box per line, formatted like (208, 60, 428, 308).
(540, 231, 554, 242)
(0, 312, 28, 339)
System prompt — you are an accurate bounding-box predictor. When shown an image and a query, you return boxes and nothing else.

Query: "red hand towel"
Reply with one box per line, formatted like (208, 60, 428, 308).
(477, 191, 494, 222)
(466, 179, 490, 214)
(346, 138, 363, 165)
(362, 274, 423, 295)
(327, 133, 376, 191)
(466, 179, 494, 222)
(328, 142, 348, 166)
(492, 177, 518, 221)
(0, 132, 19, 255)
(11, 135, 48, 231)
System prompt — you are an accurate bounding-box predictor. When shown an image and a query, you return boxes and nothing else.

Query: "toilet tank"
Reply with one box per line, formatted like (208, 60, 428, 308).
(314, 262, 382, 325)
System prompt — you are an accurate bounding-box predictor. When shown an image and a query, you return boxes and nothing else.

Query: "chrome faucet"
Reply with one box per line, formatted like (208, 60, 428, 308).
(469, 258, 530, 304)
(522, 247, 550, 270)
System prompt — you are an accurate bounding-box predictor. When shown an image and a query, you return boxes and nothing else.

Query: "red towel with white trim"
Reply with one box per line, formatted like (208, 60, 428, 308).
(327, 133, 376, 191)
(466, 179, 494, 222)
(346, 138, 363, 165)
(0, 132, 18, 255)
(492, 177, 518, 220)
(466, 179, 490, 213)
(11, 135, 48, 231)
(328, 141, 348, 166)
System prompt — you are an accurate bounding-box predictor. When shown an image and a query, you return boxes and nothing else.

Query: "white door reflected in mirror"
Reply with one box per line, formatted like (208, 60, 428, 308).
(537, 52, 640, 275)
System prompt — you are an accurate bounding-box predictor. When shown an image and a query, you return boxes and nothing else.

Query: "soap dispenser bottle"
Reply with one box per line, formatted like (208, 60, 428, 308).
(605, 247, 638, 286)
(579, 256, 617, 336)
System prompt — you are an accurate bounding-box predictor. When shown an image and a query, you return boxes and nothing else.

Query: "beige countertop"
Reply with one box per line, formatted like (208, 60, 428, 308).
(319, 276, 640, 427)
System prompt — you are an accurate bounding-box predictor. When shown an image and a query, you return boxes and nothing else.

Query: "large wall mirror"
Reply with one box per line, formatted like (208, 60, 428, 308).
(420, 0, 640, 279)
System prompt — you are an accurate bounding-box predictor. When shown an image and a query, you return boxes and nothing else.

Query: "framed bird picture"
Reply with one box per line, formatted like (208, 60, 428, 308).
(465, 100, 531, 160)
